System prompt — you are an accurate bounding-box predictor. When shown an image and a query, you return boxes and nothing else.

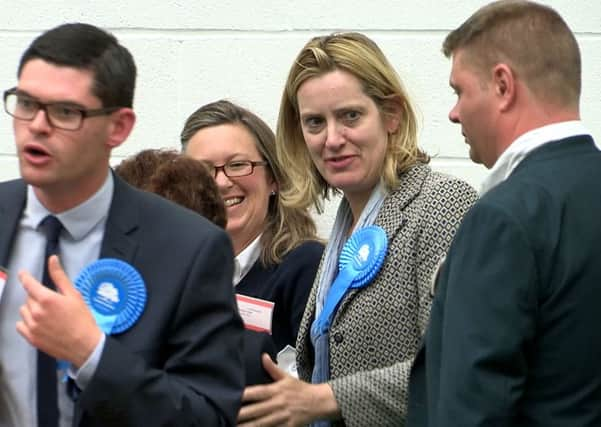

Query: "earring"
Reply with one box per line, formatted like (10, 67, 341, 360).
(270, 190, 277, 196)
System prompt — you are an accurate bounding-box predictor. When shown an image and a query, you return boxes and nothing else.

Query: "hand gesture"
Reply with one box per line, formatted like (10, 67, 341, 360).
(17, 255, 102, 367)
(238, 353, 340, 426)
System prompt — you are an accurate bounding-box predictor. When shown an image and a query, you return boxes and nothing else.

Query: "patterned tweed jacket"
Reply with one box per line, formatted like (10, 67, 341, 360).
(296, 164, 478, 427)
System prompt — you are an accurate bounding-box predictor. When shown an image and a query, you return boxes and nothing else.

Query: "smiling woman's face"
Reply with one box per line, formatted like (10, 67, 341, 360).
(185, 123, 276, 254)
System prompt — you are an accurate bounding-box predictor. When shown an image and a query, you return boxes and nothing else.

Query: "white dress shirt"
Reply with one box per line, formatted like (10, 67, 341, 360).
(232, 235, 261, 286)
(480, 120, 593, 195)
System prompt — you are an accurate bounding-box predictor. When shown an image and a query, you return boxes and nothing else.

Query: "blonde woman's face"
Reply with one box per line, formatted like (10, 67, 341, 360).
(296, 69, 396, 210)
(185, 123, 276, 254)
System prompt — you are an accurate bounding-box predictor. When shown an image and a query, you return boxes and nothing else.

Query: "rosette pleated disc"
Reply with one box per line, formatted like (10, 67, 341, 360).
(75, 258, 146, 334)
(338, 225, 388, 288)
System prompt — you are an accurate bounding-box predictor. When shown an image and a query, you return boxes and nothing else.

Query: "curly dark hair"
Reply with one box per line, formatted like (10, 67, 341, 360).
(115, 149, 226, 228)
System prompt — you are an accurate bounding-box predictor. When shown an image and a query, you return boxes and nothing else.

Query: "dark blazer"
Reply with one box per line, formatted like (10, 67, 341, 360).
(237, 240, 324, 351)
(242, 330, 277, 386)
(408, 136, 601, 427)
(0, 174, 245, 427)
(238, 240, 323, 386)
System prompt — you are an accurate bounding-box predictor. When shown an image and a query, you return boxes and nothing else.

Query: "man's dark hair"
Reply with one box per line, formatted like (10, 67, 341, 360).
(18, 23, 136, 108)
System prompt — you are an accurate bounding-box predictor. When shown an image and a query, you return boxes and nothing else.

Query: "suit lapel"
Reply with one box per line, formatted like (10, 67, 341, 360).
(376, 164, 430, 238)
(0, 180, 27, 266)
(74, 175, 141, 423)
(99, 173, 139, 263)
(335, 164, 431, 316)
(298, 165, 432, 375)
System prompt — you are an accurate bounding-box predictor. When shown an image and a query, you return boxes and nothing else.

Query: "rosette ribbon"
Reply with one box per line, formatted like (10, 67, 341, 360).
(312, 225, 388, 336)
(74, 258, 147, 334)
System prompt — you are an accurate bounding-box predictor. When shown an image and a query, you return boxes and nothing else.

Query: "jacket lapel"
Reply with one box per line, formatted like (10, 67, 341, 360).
(297, 165, 433, 377)
(73, 174, 141, 424)
(334, 164, 431, 317)
(376, 164, 430, 239)
(99, 173, 139, 263)
(0, 180, 27, 266)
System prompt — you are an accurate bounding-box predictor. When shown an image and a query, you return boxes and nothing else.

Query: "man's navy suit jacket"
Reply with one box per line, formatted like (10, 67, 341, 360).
(408, 136, 601, 427)
(0, 174, 245, 426)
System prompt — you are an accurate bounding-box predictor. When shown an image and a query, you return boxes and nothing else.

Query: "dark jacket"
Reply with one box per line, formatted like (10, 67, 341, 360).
(0, 175, 245, 426)
(408, 136, 601, 427)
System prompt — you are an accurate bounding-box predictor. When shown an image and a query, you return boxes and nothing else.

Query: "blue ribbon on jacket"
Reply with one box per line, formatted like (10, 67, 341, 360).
(309, 226, 387, 426)
(311, 226, 388, 337)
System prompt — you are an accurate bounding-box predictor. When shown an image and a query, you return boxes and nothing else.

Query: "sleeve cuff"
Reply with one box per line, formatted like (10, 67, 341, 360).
(68, 333, 106, 390)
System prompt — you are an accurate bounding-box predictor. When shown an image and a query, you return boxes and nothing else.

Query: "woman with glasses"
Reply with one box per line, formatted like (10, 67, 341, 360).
(181, 100, 324, 357)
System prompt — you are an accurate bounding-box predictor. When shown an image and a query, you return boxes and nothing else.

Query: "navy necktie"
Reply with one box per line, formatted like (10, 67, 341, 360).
(37, 215, 62, 427)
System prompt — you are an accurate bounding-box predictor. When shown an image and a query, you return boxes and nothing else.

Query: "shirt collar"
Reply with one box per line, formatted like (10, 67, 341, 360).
(232, 234, 262, 286)
(480, 120, 592, 195)
(24, 171, 114, 240)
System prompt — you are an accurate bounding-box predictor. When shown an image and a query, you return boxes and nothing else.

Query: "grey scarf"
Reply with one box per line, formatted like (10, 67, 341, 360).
(309, 181, 387, 426)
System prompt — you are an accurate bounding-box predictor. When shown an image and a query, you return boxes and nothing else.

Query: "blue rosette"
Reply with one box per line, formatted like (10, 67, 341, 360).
(75, 258, 146, 335)
(313, 225, 388, 335)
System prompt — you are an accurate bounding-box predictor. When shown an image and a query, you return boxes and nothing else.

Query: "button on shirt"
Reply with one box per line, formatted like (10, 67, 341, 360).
(0, 173, 113, 427)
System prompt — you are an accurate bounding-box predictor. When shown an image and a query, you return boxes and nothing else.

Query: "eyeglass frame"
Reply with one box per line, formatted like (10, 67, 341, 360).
(3, 87, 121, 131)
(205, 160, 269, 179)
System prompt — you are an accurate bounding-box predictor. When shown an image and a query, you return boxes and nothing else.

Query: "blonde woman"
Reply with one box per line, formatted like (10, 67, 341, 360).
(238, 33, 477, 426)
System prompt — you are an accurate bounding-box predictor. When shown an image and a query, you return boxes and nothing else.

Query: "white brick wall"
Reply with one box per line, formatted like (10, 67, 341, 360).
(0, 1, 599, 237)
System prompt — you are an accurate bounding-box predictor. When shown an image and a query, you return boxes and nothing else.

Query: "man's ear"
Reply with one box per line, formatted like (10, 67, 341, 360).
(492, 63, 516, 112)
(107, 108, 136, 149)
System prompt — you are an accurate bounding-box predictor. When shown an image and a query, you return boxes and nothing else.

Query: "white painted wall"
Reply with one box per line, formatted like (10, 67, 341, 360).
(1, 1, 599, 237)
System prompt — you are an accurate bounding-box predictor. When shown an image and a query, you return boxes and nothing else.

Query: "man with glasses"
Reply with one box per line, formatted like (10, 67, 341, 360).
(4, 89, 121, 131)
(0, 23, 244, 427)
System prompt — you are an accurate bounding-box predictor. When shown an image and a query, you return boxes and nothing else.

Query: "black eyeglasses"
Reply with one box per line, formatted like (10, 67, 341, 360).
(205, 160, 268, 178)
(3, 88, 120, 131)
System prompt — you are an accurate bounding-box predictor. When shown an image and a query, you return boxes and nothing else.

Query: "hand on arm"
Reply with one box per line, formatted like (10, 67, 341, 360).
(238, 353, 341, 427)
(16, 255, 102, 368)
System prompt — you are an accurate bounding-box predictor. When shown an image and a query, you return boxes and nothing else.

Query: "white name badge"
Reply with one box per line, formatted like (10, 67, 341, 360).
(0, 268, 7, 301)
(235, 293, 274, 334)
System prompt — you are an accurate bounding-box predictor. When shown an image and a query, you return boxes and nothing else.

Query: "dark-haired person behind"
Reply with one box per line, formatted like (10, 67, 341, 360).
(115, 149, 227, 228)
(116, 149, 277, 386)
(181, 100, 324, 358)
(0, 24, 243, 427)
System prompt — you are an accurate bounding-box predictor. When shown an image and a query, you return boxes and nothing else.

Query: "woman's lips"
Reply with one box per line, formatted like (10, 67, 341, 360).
(223, 196, 244, 207)
(326, 155, 355, 169)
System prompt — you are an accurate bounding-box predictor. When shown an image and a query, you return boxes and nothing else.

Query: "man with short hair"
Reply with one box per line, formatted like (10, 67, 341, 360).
(408, 1, 601, 426)
(0, 23, 244, 427)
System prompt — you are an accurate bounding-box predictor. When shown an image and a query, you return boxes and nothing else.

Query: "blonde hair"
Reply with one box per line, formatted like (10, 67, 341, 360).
(181, 100, 320, 265)
(276, 32, 428, 213)
(443, 0, 580, 109)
